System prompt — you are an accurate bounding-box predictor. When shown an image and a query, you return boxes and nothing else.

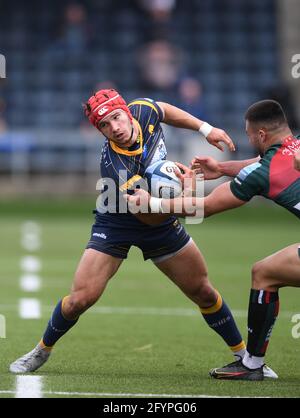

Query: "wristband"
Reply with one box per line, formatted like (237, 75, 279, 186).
(199, 122, 213, 138)
(149, 197, 163, 213)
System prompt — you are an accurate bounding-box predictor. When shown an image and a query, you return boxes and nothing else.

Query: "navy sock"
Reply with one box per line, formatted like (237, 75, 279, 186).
(201, 292, 246, 355)
(42, 299, 78, 347)
(247, 289, 279, 357)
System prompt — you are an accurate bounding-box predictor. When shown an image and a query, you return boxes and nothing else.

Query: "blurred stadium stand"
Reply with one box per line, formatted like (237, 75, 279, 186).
(0, 0, 299, 195)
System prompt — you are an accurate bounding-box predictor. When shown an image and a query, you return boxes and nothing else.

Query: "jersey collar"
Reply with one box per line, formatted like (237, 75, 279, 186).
(109, 118, 143, 156)
(266, 135, 297, 152)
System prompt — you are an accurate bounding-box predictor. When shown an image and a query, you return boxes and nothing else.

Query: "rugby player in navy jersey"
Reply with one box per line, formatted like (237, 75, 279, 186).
(10, 89, 250, 375)
(127, 100, 300, 380)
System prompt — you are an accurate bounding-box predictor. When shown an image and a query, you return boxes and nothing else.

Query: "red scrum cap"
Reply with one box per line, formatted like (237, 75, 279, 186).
(84, 89, 133, 130)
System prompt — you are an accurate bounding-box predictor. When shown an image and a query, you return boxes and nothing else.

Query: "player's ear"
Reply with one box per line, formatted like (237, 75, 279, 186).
(258, 129, 267, 142)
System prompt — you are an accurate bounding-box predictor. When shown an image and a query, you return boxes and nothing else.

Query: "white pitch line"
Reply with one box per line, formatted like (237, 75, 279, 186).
(20, 274, 41, 292)
(0, 390, 271, 398)
(15, 376, 43, 399)
(0, 314, 6, 338)
(20, 256, 41, 273)
(21, 222, 41, 252)
(19, 298, 41, 319)
(19, 222, 42, 319)
(134, 344, 153, 352)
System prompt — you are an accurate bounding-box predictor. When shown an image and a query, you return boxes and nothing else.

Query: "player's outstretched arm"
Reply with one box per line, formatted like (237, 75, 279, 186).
(202, 181, 246, 217)
(162, 181, 246, 217)
(191, 155, 260, 179)
(294, 150, 300, 171)
(157, 101, 235, 152)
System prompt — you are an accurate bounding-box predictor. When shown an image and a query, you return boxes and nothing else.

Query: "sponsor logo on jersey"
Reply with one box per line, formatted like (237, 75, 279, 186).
(148, 124, 154, 134)
(93, 232, 107, 239)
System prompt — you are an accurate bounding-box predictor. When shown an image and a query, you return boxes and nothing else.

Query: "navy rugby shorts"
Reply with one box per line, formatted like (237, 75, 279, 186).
(86, 218, 191, 261)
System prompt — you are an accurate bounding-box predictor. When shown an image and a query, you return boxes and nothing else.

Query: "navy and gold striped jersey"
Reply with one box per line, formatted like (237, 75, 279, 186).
(96, 98, 175, 227)
(230, 135, 300, 219)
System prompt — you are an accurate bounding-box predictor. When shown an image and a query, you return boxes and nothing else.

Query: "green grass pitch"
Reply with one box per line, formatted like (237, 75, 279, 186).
(0, 199, 299, 398)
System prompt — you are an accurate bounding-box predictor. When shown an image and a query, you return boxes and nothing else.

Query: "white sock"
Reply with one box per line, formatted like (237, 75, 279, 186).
(242, 350, 264, 369)
(233, 347, 246, 361)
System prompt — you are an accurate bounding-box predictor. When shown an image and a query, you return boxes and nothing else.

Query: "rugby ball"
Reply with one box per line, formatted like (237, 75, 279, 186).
(144, 160, 182, 198)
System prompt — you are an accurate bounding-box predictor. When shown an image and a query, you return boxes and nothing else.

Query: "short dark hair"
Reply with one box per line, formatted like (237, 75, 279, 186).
(245, 100, 288, 129)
